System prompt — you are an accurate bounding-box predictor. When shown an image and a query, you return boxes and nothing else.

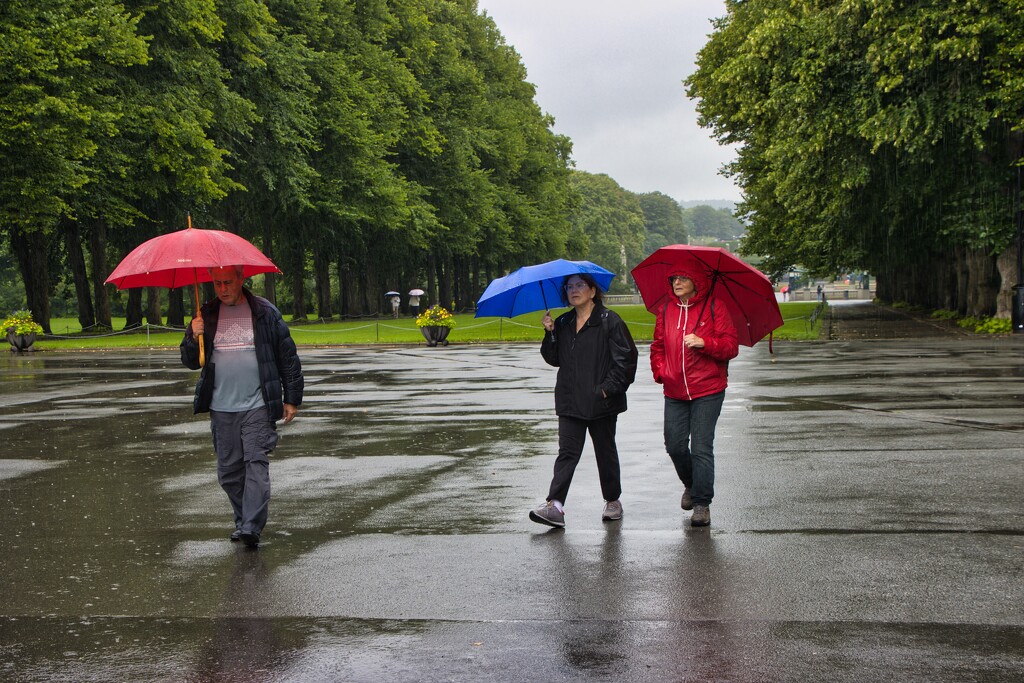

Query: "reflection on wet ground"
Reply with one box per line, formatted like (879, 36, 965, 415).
(2, 337, 1023, 681)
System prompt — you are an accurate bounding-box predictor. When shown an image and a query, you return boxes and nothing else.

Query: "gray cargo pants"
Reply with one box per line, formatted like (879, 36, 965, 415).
(210, 407, 279, 536)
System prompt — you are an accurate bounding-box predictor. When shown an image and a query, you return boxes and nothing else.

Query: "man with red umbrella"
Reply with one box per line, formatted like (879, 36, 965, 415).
(181, 266, 304, 548)
(650, 268, 738, 527)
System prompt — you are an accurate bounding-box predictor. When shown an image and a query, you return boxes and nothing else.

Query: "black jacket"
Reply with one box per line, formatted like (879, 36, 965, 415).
(540, 302, 638, 420)
(180, 289, 303, 421)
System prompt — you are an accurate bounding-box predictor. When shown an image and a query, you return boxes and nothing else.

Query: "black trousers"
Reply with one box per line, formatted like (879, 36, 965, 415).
(547, 414, 621, 505)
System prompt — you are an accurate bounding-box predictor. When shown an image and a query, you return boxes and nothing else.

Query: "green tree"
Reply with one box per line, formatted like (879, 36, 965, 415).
(209, 0, 320, 316)
(639, 191, 689, 252)
(688, 0, 1021, 316)
(568, 172, 646, 292)
(686, 204, 743, 241)
(0, 0, 148, 331)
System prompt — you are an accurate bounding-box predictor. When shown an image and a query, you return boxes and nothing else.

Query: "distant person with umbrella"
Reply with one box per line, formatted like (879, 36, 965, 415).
(385, 291, 401, 318)
(530, 273, 638, 528)
(408, 289, 424, 316)
(181, 265, 304, 548)
(650, 270, 738, 527)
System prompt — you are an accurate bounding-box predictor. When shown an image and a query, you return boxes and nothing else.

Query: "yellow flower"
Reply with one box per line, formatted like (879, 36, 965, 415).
(415, 305, 456, 328)
(2, 310, 43, 336)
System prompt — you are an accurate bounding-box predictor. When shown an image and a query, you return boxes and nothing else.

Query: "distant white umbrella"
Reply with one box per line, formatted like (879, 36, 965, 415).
(384, 291, 400, 297)
(409, 288, 425, 296)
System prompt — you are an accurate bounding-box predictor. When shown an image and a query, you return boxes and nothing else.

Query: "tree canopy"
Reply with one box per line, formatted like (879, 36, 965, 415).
(687, 0, 1022, 316)
(0, 0, 587, 329)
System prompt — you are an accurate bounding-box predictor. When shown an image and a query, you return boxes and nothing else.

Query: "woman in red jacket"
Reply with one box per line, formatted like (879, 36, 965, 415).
(650, 270, 738, 527)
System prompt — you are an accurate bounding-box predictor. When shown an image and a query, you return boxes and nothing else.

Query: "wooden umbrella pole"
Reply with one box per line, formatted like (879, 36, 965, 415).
(193, 269, 205, 367)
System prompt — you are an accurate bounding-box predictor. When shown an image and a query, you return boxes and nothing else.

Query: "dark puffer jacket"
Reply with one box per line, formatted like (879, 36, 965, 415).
(540, 302, 638, 420)
(180, 289, 303, 421)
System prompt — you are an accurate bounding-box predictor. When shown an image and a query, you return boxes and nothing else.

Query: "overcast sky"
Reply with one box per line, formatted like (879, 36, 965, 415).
(475, 0, 740, 203)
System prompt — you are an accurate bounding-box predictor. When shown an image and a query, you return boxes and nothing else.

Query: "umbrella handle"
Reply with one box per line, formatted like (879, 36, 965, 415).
(193, 277, 205, 368)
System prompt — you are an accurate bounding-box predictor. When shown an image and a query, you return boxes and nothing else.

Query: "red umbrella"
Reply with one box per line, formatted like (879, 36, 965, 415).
(105, 217, 281, 365)
(630, 245, 782, 347)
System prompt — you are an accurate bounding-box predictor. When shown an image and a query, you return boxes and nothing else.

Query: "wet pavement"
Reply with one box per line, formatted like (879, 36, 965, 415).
(2, 311, 1023, 682)
(827, 300, 972, 339)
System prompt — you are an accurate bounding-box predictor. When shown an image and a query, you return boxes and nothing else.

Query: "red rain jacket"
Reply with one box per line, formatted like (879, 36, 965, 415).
(650, 270, 739, 401)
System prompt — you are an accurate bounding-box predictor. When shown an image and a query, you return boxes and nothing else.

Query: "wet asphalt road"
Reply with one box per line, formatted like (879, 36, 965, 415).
(1, 317, 1023, 681)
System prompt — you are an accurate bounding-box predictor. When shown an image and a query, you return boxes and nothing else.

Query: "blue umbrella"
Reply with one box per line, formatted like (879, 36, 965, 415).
(474, 259, 616, 318)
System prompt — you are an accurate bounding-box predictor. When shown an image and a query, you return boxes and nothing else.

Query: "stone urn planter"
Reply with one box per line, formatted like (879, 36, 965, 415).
(7, 330, 37, 352)
(420, 325, 451, 347)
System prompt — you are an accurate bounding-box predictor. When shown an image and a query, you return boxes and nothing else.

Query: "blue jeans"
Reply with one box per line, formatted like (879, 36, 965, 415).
(664, 392, 725, 507)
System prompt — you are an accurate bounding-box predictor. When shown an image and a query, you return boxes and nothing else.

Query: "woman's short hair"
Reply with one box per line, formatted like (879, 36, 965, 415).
(560, 272, 603, 306)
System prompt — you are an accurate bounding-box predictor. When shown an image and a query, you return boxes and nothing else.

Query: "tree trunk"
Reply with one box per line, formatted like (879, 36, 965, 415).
(9, 229, 52, 333)
(457, 255, 471, 311)
(63, 219, 95, 329)
(125, 288, 143, 329)
(471, 256, 481, 309)
(313, 250, 332, 320)
(167, 287, 185, 327)
(360, 261, 375, 316)
(437, 254, 451, 311)
(224, 199, 239, 234)
(964, 247, 999, 317)
(291, 267, 307, 320)
(426, 251, 436, 309)
(451, 255, 462, 311)
(996, 243, 1018, 319)
(337, 258, 349, 317)
(261, 218, 277, 306)
(89, 219, 112, 329)
(145, 287, 162, 325)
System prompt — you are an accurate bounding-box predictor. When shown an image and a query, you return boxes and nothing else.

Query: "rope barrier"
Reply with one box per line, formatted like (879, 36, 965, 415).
(454, 320, 498, 330)
(289, 324, 378, 333)
(376, 323, 423, 331)
(499, 318, 539, 328)
(42, 323, 185, 340)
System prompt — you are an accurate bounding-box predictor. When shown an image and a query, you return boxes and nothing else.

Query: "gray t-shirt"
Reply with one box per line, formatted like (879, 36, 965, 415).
(210, 299, 264, 413)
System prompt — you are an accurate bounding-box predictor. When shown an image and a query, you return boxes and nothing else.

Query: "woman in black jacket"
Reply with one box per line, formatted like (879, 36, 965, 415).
(530, 273, 638, 528)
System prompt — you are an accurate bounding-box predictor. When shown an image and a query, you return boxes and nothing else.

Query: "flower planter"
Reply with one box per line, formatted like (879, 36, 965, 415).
(420, 325, 451, 347)
(7, 330, 37, 352)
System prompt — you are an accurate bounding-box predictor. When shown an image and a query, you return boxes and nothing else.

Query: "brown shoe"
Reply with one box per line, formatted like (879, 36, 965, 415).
(680, 488, 693, 511)
(690, 504, 710, 527)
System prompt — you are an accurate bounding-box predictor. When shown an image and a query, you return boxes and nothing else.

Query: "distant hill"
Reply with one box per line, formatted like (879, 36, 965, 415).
(677, 199, 737, 210)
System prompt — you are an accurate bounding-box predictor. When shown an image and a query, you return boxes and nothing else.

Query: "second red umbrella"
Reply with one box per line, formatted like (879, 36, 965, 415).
(631, 244, 782, 347)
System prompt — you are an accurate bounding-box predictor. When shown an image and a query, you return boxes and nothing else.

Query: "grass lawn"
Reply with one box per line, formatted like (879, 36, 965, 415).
(33, 302, 824, 350)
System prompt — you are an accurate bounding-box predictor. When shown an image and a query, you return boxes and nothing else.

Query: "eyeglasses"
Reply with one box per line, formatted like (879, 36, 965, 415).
(669, 276, 691, 283)
(564, 281, 590, 292)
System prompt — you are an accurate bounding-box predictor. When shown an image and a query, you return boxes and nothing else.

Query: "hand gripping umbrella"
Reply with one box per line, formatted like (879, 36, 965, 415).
(474, 259, 616, 318)
(105, 216, 282, 366)
(630, 245, 782, 348)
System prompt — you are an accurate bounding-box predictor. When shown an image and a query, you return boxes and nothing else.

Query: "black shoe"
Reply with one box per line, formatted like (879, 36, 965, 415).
(230, 529, 242, 542)
(240, 531, 260, 548)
